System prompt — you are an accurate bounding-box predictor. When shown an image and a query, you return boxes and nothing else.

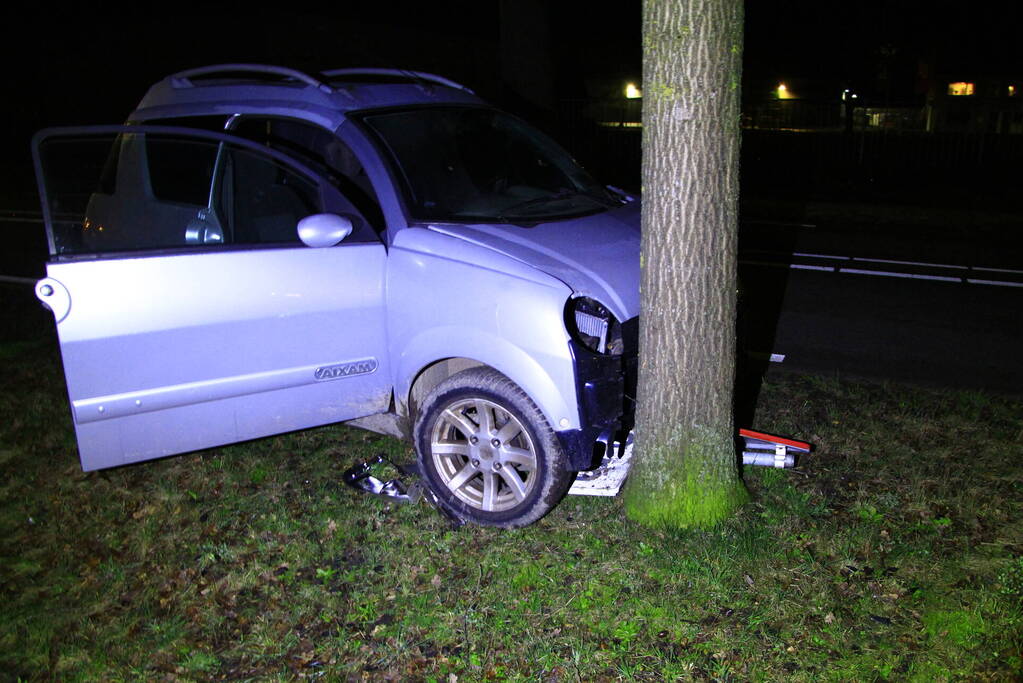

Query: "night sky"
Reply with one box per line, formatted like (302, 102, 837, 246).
(8, 2, 1019, 118)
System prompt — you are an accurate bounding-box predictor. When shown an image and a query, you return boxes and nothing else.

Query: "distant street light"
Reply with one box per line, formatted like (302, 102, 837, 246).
(625, 82, 642, 99)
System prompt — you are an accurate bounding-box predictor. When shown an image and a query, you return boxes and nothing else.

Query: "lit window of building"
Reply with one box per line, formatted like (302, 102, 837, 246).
(948, 82, 975, 96)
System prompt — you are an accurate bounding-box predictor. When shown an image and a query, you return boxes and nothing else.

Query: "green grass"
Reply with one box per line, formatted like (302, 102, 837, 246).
(0, 307, 1021, 679)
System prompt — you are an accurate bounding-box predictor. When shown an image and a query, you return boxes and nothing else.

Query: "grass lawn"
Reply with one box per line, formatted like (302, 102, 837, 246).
(1, 283, 1021, 681)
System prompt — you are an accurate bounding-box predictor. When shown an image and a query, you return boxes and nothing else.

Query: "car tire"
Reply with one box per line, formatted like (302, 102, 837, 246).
(414, 367, 574, 528)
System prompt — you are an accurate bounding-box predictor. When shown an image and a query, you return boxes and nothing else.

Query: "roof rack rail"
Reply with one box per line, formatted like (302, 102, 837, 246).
(168, 64, 333, 94)
(322, 68, 474, 94)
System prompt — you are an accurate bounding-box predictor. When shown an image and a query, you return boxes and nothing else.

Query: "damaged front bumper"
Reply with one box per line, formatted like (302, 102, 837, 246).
(567, 431, 634, 496)
(554, 339, 632, 472)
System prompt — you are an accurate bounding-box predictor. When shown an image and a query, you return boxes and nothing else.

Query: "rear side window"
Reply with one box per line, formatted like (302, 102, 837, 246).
(145, 136, 217, 205)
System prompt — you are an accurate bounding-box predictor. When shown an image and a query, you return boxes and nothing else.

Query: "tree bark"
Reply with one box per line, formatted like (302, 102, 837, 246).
(623, 0, 747, 528)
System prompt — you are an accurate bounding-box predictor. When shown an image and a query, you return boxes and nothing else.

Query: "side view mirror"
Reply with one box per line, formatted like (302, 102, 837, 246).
(297, 213, 353, 248)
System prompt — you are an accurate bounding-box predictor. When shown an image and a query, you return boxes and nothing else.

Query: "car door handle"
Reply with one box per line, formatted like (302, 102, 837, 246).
(35, 277, 71, 323)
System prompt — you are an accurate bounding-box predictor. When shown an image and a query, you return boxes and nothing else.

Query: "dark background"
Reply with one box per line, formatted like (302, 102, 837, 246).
(4, 1, 1021, 203)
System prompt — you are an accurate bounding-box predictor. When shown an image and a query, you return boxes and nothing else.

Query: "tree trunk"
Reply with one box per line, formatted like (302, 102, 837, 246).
(623, 0, 747, 528)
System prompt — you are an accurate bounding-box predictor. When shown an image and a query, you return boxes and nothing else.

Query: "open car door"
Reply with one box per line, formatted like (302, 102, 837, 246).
(33, 125, 391, 470)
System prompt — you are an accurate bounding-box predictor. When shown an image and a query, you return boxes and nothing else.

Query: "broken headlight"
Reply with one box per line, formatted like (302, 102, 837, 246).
(567, 296, 623, 356)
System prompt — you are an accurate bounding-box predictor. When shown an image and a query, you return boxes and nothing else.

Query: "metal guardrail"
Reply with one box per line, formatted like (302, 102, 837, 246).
(0, 275, 36, 285)
(739, 250, 1023, 288)
(0, 210, 44, 223)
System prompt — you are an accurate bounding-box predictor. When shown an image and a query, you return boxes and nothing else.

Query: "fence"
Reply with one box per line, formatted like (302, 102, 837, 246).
(555, 99, 1023, 200)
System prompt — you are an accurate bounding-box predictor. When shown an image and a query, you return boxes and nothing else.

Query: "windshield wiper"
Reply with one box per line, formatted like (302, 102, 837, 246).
(497, 188, 614, 220)
(499, 189, 577, 215)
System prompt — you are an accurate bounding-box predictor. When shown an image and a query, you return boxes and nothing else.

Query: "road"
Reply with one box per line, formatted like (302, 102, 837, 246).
(738, 219, 1022, 395)
(739, 264, 1022, 394)
(3, 211, 1021, 395)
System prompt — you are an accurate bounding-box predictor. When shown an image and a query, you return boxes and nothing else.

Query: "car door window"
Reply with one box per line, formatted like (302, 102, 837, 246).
(214, 144, 319, 245)
(229, 116, 385, 231)
(34, 127, 374, 257)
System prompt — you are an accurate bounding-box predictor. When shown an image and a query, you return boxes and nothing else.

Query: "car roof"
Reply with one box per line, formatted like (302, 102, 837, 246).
(130, 64, 486, 130)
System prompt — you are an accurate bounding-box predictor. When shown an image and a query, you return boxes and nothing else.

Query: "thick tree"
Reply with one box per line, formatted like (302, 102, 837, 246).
(623, 0, 748, 528)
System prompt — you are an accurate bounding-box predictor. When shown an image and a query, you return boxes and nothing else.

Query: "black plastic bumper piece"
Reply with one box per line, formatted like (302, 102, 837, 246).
(555, 341, 626, 471)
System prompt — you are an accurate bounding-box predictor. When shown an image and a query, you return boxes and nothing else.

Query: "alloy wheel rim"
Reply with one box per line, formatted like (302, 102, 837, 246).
(429, 397, 538, 512)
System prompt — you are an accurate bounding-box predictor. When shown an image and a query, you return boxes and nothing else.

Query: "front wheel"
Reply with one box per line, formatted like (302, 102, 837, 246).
(414, 368, 574, 528)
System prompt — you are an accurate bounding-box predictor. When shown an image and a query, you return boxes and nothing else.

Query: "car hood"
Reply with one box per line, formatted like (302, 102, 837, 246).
(425, 202, 640, 322)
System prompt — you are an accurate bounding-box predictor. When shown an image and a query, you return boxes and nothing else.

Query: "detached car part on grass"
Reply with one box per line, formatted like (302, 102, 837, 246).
(740, 429, 809, 469)
(33, 64, 806, 529)
(342, 428, 809, 517)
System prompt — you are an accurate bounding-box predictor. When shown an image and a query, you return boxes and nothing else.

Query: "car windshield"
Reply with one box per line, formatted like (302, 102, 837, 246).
(360, 107, 617, 222)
